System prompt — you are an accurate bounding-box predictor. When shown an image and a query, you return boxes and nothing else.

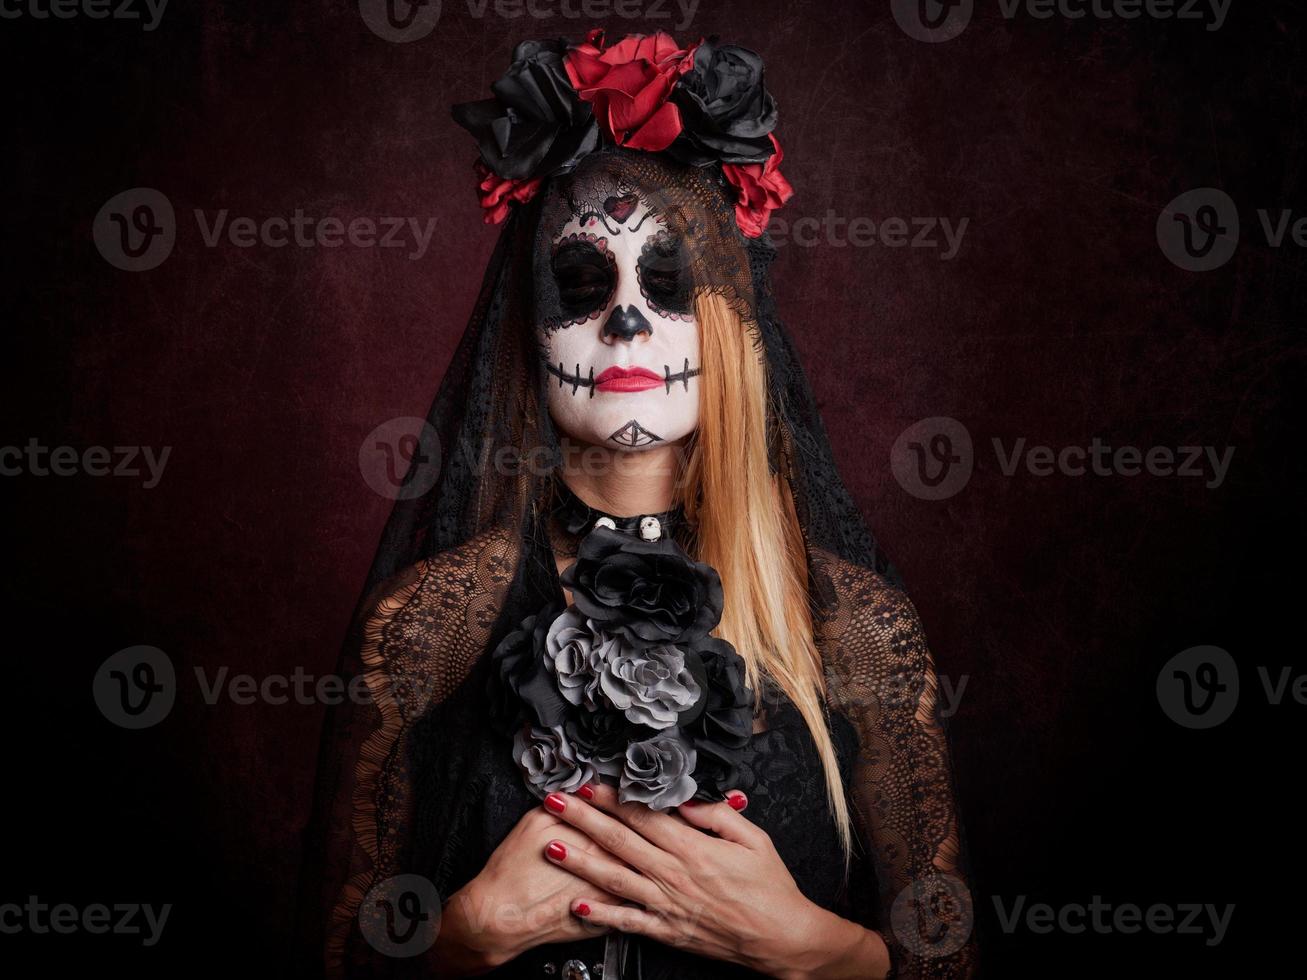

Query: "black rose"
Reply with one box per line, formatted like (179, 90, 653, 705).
(560, 525, 723, 649)
(487, 600, 570, 734)
(563, 709, 648, 777)
(685, 636, 754, 798)
(667, 38, 778, 166)
(452, 38, 599, 182)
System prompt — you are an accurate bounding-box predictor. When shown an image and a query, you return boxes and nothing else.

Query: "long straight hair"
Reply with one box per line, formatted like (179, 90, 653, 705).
(678, 289, 854, 865)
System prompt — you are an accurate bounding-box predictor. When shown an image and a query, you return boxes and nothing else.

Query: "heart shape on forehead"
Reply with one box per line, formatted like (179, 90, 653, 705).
(603, 193, 640, 224)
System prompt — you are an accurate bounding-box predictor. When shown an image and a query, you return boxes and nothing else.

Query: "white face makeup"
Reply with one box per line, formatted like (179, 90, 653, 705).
(538, 191, 700, 452)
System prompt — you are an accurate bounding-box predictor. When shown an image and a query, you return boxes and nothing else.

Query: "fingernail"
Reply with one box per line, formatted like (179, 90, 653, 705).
(544, 793, 566, 814)
(679, 799, 700, 807)
(578, 784, 595, 801)
(727, 791, 748, 811)
(575, 902, 591, 917)
(546, 840, 567, 861)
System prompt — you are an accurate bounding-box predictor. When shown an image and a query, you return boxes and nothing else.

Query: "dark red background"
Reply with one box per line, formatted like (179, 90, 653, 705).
(3, 1, 1300, 976)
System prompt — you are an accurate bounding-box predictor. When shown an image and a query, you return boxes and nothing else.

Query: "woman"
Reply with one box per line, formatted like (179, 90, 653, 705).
(300, 30, 978, 979)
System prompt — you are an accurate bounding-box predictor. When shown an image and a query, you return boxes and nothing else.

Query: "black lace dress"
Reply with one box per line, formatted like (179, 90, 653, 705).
(307, 480, 978, 978)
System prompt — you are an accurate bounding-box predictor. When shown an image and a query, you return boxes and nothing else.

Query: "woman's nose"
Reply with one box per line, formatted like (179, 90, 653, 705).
(602, 304, 652, 342)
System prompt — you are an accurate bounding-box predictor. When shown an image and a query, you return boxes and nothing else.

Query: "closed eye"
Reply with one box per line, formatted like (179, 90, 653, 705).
(552, 240, 616, 317)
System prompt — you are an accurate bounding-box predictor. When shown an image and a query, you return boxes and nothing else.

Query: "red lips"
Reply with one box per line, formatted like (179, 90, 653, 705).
(594, 365, 662, 392)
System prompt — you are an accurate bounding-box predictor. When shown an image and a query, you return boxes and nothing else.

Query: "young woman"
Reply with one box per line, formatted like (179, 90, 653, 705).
(302, 31, 978, 979)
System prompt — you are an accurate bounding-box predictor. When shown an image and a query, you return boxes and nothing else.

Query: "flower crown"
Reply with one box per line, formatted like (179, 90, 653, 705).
(452, 29, 793, 238)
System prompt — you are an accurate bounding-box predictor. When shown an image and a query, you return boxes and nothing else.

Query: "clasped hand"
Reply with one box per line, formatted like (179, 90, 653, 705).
(539, 782, 821, 976)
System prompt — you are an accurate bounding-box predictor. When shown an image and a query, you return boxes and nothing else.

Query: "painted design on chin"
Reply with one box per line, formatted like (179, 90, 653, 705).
(608, 419, 663, 448)
(543, 358, 703, 397)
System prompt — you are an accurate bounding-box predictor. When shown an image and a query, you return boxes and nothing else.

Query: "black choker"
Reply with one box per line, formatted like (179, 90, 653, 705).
(551, 476, 689, 539)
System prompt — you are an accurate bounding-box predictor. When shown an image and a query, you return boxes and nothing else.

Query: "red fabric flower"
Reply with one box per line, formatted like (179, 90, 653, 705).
(564, 29, 697, 152)
(474, 160, 543, 224)
(720, 133, 794, 238)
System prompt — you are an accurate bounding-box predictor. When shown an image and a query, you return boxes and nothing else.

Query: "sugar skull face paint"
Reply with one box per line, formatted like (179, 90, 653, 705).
(537, 185, 701, 453)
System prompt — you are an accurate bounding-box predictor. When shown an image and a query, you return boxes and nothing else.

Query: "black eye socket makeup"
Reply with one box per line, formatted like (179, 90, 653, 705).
(637, 229, 694, 321)
(550, 233, 617, 326)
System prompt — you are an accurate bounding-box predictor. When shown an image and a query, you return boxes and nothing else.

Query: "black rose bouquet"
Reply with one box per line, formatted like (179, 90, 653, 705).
(489, 519, 754, 809)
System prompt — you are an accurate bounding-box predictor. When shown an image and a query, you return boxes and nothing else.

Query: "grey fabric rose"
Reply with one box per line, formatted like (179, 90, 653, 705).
(600, 644, 702, 730)
(544, 607, 616, 711)
(619, 730, 698, 809)
(513, 724, 597, 798)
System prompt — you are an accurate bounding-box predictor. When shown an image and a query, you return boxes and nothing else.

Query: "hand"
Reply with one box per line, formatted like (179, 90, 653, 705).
(432, 800, 625, 976)
(536, 782, 828, 977)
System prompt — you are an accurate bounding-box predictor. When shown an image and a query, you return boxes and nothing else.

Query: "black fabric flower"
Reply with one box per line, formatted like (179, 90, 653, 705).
(514, 724, 596, 798)
(684, 636, 754, 797)
(563, 709, 647, 777)
(452, 38, 600, 182)
(560, 525, 723, 649)
(620, 730, 698, 809)
(667, 37, 778, 166)
(488, 600, 571, 734)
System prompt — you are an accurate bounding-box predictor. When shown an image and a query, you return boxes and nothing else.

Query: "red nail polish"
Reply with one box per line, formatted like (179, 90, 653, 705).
(680, 799, 700, 807)
(727, 792, 748, 811)
(575, 902, 591, 917)
(546, 840, 567, 861)
(578, 784, 595, 800)
(544, 793, 566, 814)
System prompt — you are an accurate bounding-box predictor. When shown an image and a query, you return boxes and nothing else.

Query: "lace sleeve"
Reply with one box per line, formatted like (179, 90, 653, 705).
(813, 553, 980, 978)
(300, 528, 518, 978)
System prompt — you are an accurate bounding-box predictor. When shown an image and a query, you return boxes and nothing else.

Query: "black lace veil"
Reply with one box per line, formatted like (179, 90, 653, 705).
(299, 147, 979, 978)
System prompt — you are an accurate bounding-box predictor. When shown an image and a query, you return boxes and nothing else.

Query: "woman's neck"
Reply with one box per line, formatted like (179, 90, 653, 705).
(556, 437, 686, 518)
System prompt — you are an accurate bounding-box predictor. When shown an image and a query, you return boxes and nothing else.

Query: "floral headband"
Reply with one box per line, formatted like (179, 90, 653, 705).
(452, 29, 793, 238)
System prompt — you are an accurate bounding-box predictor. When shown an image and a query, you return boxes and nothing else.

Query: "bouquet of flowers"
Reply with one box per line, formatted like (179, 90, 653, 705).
(488, 517, 754, 809)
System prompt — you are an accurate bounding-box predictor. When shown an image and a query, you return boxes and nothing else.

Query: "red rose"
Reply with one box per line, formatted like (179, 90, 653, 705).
(564, 29, 697, 152)
(474, 160, 543, 224)
(721, 133, 794, 238)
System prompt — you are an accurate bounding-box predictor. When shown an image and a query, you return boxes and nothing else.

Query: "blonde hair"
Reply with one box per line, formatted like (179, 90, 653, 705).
(678, 290, 853, 864)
